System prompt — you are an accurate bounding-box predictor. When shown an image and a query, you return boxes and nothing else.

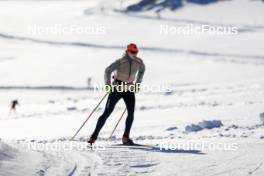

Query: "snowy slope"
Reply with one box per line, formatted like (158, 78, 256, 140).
(0, 141, 44, 176)
(0, 0, 264, 175)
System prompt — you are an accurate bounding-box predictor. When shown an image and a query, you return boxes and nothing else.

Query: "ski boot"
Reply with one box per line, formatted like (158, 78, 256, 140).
(122, 135, 134, 145)
(87, 135, 97, 148)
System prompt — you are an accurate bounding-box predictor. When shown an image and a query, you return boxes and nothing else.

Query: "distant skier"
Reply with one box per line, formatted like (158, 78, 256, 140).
(88, 43, 145, 145)
(9, 100, 19, 114)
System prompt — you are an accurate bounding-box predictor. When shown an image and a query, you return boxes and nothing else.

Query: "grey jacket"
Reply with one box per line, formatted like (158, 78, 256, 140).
(105, 53, 145, 85)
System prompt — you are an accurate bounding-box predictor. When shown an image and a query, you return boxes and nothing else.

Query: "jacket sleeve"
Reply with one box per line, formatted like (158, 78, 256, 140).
(136, 60, 146, 84)
(104, 59, 121, 85)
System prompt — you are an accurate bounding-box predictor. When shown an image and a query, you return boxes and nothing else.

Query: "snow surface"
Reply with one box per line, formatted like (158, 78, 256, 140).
(1, 0, 264, 175)
(260, 112, 264, 125)
(185, 120, 223, 132)
(0, 141, 16, 160)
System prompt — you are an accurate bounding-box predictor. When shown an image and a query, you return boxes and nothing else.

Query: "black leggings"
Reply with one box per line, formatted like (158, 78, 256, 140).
(92, 90, 135, 137)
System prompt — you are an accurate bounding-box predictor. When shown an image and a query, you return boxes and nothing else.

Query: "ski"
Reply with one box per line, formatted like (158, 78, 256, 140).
(111, 143, 156, 148)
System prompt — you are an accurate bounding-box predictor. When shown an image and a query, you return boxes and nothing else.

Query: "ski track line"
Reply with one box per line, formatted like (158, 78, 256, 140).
(96, 145, 159, 175)
(34, 147, 98, 176)
(248, 162, 263, 175)
(33, 140, 159, 176)
(0, 32, 264, 61)
(68, 163, 77, 176)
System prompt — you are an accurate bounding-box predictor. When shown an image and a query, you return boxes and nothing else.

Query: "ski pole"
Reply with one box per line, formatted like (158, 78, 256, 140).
(71, 93, 108, 140)
(108, 108, 126, 140)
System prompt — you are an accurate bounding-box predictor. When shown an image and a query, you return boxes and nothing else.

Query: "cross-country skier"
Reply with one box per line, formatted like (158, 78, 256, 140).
(88, 43, 145, 145)
(9, 99, 19, 115)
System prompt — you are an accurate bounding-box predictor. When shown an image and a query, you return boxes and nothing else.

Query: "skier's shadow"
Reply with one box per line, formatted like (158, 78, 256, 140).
(128, 146, 205, 155)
